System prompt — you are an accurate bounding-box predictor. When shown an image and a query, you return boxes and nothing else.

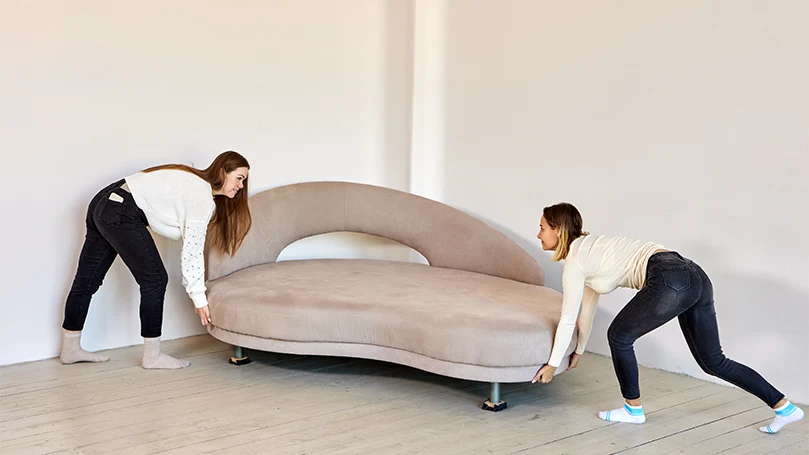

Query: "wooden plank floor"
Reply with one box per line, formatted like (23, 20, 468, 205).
(1, 336, 806, 454)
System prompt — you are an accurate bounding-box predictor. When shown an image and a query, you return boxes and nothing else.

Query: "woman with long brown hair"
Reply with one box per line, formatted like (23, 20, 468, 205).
(531, 203, 803, 435)
(60, 151, 252, 369)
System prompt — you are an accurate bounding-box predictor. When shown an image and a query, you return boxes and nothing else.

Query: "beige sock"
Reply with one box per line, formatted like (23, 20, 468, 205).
(142, 337, 190, 369)
(60, 330, 109, 364)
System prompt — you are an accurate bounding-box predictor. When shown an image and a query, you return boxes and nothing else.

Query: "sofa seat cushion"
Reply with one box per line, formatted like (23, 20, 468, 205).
(207, 259, 574, 368)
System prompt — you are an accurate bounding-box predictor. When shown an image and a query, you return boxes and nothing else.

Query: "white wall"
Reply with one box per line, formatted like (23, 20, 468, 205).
(437, 1, 808, 403)
(0, 0, 415, 365)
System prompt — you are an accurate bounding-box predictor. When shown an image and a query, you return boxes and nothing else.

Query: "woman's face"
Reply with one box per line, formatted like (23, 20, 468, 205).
(537, 215, 559, 251)
(221, 167, 249, 198)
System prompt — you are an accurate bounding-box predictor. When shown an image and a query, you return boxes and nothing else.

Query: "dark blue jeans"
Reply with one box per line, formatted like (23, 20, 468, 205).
(608, 251, 784, 407)
(62, 179, 168, 338)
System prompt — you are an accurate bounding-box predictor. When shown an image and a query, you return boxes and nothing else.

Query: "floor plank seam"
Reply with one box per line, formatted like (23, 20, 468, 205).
(605, 406, 761, 455)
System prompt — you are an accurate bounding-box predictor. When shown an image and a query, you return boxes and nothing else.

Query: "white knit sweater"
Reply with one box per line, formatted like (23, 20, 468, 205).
(547, 234, 666, 367)
(125, 170, 216, 309)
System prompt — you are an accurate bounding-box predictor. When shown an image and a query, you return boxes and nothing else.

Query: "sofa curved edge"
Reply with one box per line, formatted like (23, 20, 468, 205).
(207, 326, 570, 383)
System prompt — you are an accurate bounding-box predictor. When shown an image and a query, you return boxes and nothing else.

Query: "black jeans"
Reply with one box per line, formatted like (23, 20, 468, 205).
(608, 251, 784, 407)
(62, 179, 168, 338)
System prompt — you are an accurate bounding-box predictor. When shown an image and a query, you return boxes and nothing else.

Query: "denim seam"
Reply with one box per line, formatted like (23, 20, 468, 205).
(609, 296, 648, 340)
(86, 242, 114, 294)
(133, 227, 165, 338)
(689, 261, 704, 303)
(133, 227, 163, 281)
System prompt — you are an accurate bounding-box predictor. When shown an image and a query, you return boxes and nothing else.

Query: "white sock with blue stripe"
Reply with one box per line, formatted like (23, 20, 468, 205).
(759, 401, 804, 434)
(598, 402, 646, 424)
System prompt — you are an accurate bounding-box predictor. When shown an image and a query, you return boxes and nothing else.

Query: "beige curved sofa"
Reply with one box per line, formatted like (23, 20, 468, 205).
(205, 181, 575, 411)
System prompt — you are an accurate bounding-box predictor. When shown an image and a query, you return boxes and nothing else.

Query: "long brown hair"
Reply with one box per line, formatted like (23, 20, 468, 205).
(543, 202, 588, 261)
(143, 151, 252, 256)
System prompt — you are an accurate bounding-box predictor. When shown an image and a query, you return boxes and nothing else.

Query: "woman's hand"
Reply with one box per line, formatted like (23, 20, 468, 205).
(532, 364, 557, 383)
(532, 353, 581, 384)
(195, 305, 211, 326)
(568, 352, 581, 370)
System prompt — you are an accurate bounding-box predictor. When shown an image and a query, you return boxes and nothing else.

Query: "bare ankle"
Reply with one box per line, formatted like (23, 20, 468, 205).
(626, 398, 642, 407)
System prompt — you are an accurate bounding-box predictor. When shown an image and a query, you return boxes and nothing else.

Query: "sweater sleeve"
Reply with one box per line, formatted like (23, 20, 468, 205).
(547, 259, 587, 367)
(180, 201, 216, 309)
(574, 286, 600, 355)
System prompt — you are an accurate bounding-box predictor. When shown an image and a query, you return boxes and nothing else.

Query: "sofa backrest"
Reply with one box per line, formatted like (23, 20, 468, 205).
(206, 181, 545, 286)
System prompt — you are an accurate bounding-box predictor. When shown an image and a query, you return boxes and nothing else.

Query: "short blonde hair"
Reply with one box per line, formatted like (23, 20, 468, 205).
(543, 203, 588, 261)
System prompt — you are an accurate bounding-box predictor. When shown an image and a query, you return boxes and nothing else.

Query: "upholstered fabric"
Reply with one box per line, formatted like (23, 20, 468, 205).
(207, 326, 573, 383)
(207, 259, 575, 372)
(206, 182, 544, 286)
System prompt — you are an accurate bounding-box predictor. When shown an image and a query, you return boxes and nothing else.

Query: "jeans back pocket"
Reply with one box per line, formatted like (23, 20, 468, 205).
(97, 192, 125, 226)
(662, 266, 691, 292)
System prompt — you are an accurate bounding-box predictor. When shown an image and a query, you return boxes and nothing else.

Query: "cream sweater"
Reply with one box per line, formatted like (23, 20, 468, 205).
(125, 170, 216, 309)
(547, 234, 666, 367)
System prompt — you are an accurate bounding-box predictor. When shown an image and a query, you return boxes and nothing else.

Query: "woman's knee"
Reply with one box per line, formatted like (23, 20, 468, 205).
(699, 354, 730, 377)
(69, 277, 102, 296)
(140, 267, 168, 292)
(607, 322, 632, 347)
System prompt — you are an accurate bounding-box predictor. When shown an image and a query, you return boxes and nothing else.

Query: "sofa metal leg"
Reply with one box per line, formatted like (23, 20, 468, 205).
(481, 382, 508, 412)
(228, 345, 252, 366)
